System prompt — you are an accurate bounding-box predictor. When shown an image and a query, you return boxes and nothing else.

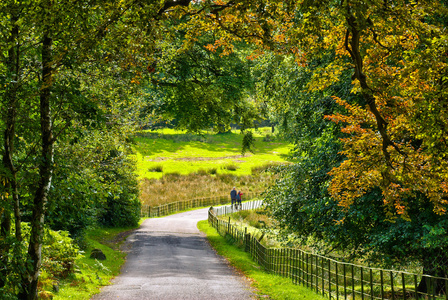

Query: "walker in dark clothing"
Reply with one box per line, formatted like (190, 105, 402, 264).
(230, 188, 237, 209)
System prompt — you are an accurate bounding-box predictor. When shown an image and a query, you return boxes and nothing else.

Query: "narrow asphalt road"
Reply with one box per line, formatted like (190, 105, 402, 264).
(91, 208, 256, 300)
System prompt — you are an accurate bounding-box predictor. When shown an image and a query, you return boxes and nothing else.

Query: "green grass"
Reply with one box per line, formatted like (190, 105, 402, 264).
(197, 220, 327, 300)
(51, 224, 141, 299)
(132, 128, 291, 179)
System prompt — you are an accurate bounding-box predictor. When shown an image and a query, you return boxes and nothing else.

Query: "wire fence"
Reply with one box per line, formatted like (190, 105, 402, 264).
(141, 192, 261, 218)
(208, 203, 448, 300)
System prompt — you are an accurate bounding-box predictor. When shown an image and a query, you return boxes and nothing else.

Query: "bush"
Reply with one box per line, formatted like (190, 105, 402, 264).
(42, 229, 82, 279)
(207, 168, 218, 175)
(101, 194, 141, 227)
(98, 152, 141, 228)
(224, 164, 238, 171)
(196, 169, 208, 175)
(0, 223, 81, 297)
(263, 134, 274, 142)
(149, 165, 163, 172)
(251, 163, 286, 175)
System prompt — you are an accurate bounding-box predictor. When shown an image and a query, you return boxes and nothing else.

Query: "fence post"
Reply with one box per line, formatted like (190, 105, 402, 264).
(380, 270, 384, 300)
(401, 273, 405, 300)
(414, 274, 418, 300)
(445, 277, 448, 300)
(336, 262, 339, 300)
(244, 227, 247, 250)
(390, 271, 394, 300)
(343, 264, 347, 300)
(306, 253, 309, 288)
(322, 257, 325, 297)
(360, 267, 364, 300)
(328, 259, 331, 300)
(148, 206, 151, 218)
(352, 265, 355, 300)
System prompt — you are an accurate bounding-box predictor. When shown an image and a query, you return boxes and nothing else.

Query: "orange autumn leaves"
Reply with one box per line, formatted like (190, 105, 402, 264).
(163, 0, 448, 217)
(312, 2, 448, 218)
(325, 91, 448, 218)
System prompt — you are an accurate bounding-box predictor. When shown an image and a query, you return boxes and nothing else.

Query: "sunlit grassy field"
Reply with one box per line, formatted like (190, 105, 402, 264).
(132, 127, 292, 179)
(132, 127, 292, 206)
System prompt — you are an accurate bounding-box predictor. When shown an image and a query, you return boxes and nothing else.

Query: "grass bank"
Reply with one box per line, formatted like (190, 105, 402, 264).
(52, 225, 140, 299)
(198, 220, 327, 300)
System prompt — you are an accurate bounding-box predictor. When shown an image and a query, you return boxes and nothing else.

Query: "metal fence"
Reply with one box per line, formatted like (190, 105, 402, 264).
(141, 192, 261, 218)
(208, 204, 448, 300)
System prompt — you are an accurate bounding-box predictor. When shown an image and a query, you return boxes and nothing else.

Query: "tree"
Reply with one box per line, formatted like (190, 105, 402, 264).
(173, 0, 448, 213)
(0, 1, 174, 298)
(167, 0, 448, 293)
(144, 27, 259, 133)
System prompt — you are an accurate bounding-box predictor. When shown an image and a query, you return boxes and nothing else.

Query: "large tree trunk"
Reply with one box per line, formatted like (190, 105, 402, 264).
(18, 32, 54, 300)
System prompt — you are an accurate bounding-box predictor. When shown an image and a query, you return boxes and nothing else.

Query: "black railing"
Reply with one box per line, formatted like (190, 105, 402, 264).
(141, 192, 261, 218)
(208, 204, 448, 300)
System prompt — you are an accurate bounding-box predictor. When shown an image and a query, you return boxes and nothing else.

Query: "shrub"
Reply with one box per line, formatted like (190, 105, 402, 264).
(263, 134, 274, 142)
(196, 169, 208, 176)
(207, 168, 218, 175)
(98, 153, 141, 228)
(1, 223, 81, 297)
(251, 163, 285, 175)
(149, 165, 163, 172)
(224, 164, 238, 171)
(42, 229, 82, 279)
(101, 194, 141, 227)
(172, 134, 208, 143)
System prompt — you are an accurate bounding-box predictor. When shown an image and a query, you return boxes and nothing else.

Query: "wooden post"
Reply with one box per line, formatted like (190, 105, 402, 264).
(343, 264, 347, 300)
(328, 259, 332, 300)
(414, 274, 418, 300)
(380, 270, 384, 300)
(322, 257, 325, 296)
(390, 271, 394, 300)
(336, 262, 339, 300)
(361, 267, 364, 300)
(401, 273, 405, 300)
(352, 265, 355, 300)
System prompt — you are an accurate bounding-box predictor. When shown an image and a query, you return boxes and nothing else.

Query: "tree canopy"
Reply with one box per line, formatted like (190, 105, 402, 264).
(1, 0, 448, 298)
(163, 0, 448, 292)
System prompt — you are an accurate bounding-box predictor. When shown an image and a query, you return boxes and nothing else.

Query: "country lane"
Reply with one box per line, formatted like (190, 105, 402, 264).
(91, 207, 256, 300)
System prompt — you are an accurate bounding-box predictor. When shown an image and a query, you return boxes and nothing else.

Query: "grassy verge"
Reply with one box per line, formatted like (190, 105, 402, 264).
(197, 220, 327, 300)
(52, 224, 141, 299)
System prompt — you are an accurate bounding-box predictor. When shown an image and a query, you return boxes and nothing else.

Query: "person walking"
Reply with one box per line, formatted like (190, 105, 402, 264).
(230, 187, 237, 209)
(237, 190, 243, 210)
